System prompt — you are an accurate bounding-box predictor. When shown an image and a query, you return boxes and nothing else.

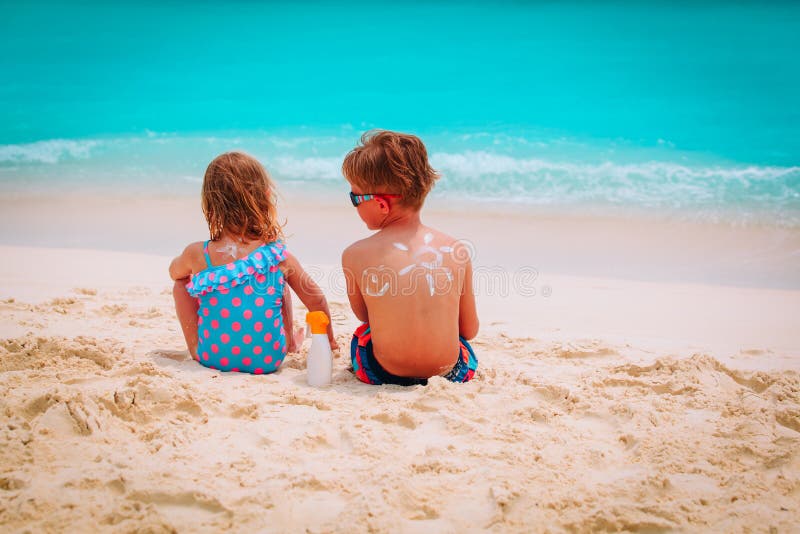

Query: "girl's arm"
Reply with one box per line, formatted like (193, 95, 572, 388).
(280, 253, 338, 350)
(169, 242, 204, 360)
(281, 286, 306, 353)
(281, 285, 294, 351)
(169, 242, 203, 281)
(458, 255, 480, 340)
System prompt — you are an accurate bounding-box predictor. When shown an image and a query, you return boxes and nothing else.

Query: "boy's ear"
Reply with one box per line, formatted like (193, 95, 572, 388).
(376, 197, 390, 213)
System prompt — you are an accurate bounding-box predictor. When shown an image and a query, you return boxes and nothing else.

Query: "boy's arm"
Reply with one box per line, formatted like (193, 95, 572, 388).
(280, 253, 338, 350)
(342, 247, 368, 322)
(458, 255, 479, 340)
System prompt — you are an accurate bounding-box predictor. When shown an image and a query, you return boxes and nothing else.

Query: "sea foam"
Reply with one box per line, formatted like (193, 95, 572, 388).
(0, 139, 100, 164)
(2, 135, 798, 226)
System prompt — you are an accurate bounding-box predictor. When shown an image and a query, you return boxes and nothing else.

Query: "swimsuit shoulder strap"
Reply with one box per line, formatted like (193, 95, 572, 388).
(203, 240, 213, 268)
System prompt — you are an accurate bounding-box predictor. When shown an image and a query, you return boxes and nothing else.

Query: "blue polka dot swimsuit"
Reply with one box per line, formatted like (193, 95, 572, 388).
(186, 240, 288, 374)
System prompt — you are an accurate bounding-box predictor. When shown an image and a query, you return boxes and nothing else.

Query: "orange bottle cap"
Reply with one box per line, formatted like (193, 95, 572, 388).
(306, 311, 330, 334)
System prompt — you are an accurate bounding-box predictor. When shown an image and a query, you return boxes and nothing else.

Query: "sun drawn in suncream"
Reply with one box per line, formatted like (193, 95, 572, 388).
(364, 274, 391, 297)
(395, 233, 454, 296)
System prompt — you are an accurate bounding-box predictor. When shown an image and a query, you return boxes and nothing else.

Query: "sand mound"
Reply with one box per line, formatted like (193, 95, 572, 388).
(0, 335, 122, 372)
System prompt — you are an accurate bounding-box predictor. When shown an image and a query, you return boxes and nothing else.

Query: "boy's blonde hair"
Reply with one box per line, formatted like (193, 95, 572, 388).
(202, 151, 283, 243)
(342, 130, 440, 210)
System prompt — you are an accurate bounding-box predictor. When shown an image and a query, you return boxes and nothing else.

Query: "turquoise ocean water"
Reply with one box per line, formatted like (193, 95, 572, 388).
(1, 1, 799, 225)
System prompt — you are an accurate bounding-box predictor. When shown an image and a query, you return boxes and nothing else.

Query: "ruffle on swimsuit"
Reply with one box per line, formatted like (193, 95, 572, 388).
(186, 241, 287, 298)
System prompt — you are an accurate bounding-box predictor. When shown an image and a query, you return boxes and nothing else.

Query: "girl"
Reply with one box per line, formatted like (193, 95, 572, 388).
(170, 151, 337, 373)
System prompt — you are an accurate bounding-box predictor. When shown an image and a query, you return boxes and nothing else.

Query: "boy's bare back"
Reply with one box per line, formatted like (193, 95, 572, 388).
(343, 222, 476, 378)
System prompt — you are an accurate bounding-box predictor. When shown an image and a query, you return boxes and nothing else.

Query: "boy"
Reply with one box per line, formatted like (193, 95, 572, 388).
(341, 130, 479, 385)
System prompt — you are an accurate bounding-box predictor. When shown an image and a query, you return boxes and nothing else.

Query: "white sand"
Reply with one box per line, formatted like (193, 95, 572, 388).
(1, 243, 799, 532)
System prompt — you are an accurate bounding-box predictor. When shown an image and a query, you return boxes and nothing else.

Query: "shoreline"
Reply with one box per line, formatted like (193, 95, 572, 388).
(2, 181, 799, 229)
(1, 192, 799, 290)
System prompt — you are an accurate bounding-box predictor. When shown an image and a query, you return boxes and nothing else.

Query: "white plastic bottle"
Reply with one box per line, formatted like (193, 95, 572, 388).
(306, 311, 332, 386)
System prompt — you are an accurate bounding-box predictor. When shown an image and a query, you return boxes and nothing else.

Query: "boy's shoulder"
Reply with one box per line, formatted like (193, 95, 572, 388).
(341, 235, 377, 266)
(421, 226, 459, 245)
(342, 226, 468, 266)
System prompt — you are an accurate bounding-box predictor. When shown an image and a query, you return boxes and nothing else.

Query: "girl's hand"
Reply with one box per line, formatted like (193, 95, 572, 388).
(286, 326, 306, 353)
(281, 252, 339, 352)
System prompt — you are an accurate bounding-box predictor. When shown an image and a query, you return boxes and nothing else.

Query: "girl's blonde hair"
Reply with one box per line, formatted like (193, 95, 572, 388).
(201, 152, 283, 243)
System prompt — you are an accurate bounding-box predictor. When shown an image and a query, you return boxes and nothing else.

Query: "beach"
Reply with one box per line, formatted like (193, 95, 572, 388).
(1, 195, 799, 532)
(2, 1, 800, 529)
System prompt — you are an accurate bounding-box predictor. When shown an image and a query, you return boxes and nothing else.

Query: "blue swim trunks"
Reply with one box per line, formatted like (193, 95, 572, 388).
(350, 323, 478, 386)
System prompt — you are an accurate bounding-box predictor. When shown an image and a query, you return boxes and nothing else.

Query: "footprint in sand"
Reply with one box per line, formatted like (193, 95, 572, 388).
(73, 287, 98, 296)
(551, 339, 617, 359)
(126, 490, 233, 527)
(133, 307, 163, 320)
(279, 491, 347, 529)
(0, 476, 28, 491)
(99, 376, 206, 425)
(34, 296, 83, 315)
(100, 303, 129, 316)
(149, 349, 192, 362)
(21, 393, 59, 421)
(283, 393, 332, 411)
(228, 401, 261, 420)
(367, 410, 418, 429)
(30, 396, 103, 437)
(775, 409, 800, 433)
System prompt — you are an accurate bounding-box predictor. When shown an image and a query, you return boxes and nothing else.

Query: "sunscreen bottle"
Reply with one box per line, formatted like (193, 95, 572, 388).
(306, 311, 332, 386)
